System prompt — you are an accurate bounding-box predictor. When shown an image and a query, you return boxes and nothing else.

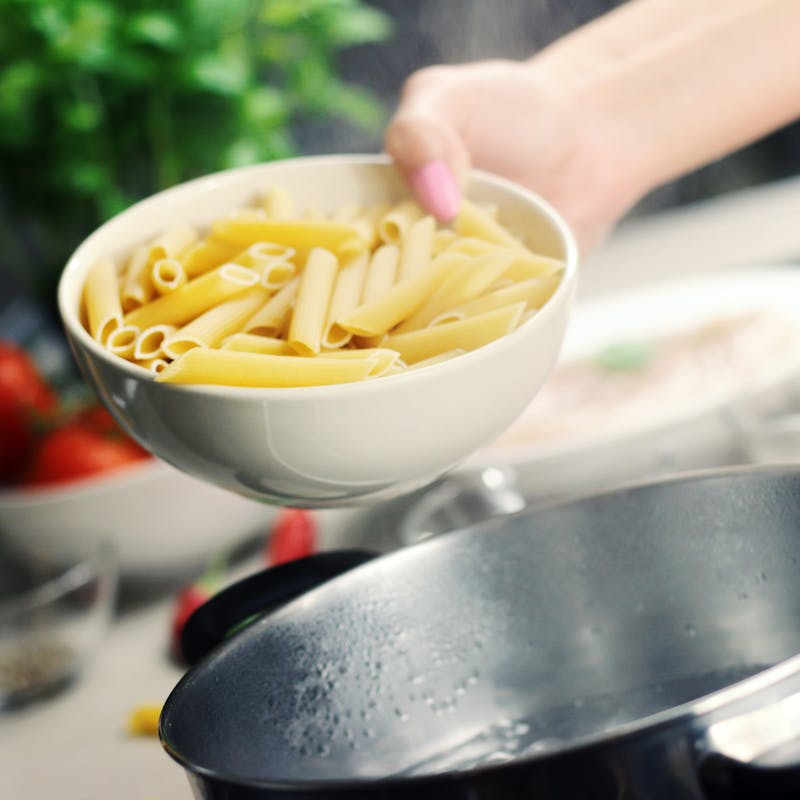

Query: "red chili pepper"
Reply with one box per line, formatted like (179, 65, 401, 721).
(266, 508, 317, 566)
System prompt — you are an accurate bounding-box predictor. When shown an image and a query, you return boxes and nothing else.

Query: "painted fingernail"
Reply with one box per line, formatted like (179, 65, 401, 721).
(410, 160, 460, 221)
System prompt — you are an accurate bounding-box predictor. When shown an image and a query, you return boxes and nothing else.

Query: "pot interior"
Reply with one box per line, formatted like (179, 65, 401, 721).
(161, 469, 800, 783)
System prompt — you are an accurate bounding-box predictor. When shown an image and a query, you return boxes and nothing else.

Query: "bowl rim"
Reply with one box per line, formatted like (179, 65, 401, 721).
(57, 153, 579, 401)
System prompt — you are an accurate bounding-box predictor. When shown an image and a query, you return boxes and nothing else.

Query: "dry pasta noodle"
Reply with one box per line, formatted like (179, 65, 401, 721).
(81, 186, 564, 388)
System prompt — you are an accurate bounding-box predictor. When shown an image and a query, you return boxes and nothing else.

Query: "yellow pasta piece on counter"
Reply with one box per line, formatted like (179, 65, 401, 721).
(124, 264, 259, 329)
(127, 704, 162, 737)
(162, 287, 270, 358)
(156, 348, 377, 387)
(221, 333, 294, 355)
(84, 258, 123, 344)
(210, 217, 364, 254)
(384, 303, 526, 364)
(288, 248, 339, 356)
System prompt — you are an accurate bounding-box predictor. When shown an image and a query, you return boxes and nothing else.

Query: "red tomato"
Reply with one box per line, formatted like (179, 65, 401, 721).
(266, 509, 317, 566)
(0, 342, 57, 415)
(23, 423, 150, 487)
(0, 393, 33, 482)
(170, 583, 212, 662)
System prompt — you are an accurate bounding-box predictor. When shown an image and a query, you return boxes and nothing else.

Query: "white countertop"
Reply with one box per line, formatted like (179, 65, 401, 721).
(4, 175, 800, 800)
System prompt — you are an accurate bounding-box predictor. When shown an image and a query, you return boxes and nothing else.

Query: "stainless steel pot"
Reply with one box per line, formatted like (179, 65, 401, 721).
(161, 466, 800, 799)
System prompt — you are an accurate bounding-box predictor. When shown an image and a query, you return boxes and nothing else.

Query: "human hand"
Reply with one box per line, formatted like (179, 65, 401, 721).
(385, 59, 636, 255)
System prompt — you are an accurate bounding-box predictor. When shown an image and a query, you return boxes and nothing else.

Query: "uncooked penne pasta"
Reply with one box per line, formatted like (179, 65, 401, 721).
(288, 248, 339, 355)
(430, 274, 561, 326)
(397, 215, 436, 281)
(211, 217, 363, 254)
(124, 264, 259, 329)
(121, 245, 152, 312)
(244, 277, 298, 337)
(151, 257, 188, 294)
(180, 239, 241, 278)
(338, 253, 456, 337)
(82, 184, 564, 388)
(261, 185, 296, 218)
(134, 324, 177, 360)
(155, 348, 377, 387)
(106, 324, 140, 360)
(395, 252, 514, 333)
(162, 287, 270, 359)
(147, 224, 198, 263)
(455, 199, 527, 252)
(322, 252, 369, 349)
(84, 258, 123, 344)
(361, 244, 399, 303)
(378, 200, 423, 244)
(221, 333, 294, 355)
(384, 303, 526, 364)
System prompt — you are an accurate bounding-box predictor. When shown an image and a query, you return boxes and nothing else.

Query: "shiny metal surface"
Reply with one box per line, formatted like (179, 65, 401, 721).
(162, 467, 800, 798)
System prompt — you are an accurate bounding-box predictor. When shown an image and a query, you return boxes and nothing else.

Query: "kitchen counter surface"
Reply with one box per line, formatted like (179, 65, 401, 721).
(4, 175, 800, 800)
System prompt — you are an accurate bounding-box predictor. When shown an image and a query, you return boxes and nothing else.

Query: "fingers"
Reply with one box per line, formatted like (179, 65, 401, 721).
(385, 71, 470, 222)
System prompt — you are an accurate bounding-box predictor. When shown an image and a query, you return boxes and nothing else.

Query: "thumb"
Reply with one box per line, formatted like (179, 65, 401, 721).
(384, 109, 470, 222)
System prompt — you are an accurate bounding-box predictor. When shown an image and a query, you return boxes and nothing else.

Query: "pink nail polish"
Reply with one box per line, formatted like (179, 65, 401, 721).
(410, 161, 460, 222)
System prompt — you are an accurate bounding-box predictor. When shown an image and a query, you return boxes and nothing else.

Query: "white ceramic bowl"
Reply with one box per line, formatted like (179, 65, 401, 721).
(57, 155, 578, 507)
(0, 460, 273, 577)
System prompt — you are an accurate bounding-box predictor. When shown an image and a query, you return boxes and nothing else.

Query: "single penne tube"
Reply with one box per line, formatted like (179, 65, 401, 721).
(221, 333, 294, 355)
(378, 200, 423, 244)
(397, 215, 436, 281)
(501, 252, 565, 282)
(454, 199, 528, 252)
(319, 347, 402, 377)
(261, 185, 295, 218)
(138, 357, 170, 374)
(210, 217, 363, 253)
(432, 229, 458, 255)
(121, 245, 153, 312)
(235, 243, 297, 289)
(430, 274, 562, 326)
(155, 348, 376, 388)
(258, 260, 296, 290)
(162, 286, 270, 359)
(361, 244, 399, 303)
(288, 247, 339, 356)
(405, 348, 467, 371)
(322, 252, 369, 349)
(180, 239, 241, 277)
(106, 324, 140, 360)
(151, 257, 188, 294)
(337, 253, 457, 337)
(238, 241, 296, 264)
(243, 276, 298, 336)
(383, 302, 526, 364)
(147, 223, 198, 263)
(84, 258, 123, 344)
(394, 252, 514, 333)
(134, 324, 177, 360)
(123, 263, 260, 329)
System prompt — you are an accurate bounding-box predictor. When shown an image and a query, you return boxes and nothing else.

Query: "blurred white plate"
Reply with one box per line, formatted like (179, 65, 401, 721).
(460, 264, 800, 497)
(0, 459, 274, 578)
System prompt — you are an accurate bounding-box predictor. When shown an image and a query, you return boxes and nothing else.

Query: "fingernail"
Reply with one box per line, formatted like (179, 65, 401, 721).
(410, 160, 460, 221)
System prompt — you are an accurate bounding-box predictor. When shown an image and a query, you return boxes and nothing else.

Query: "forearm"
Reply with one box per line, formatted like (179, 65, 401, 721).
(537, 0, 800, 205)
